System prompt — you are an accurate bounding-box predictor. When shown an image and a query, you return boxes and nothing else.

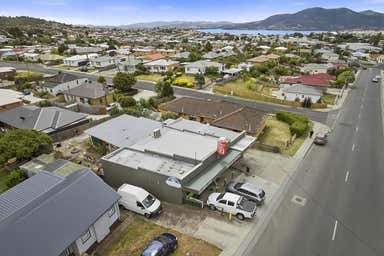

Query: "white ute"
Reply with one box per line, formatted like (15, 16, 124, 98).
(117, 184, 162, 218)
(207, 192, 257, 220)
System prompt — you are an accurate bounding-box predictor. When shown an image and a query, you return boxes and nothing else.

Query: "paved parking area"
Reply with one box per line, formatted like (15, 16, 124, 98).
(149, 148, 298, 251)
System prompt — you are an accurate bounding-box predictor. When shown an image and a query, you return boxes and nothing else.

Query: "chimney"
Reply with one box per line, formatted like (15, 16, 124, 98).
(153, 128, 161, 138)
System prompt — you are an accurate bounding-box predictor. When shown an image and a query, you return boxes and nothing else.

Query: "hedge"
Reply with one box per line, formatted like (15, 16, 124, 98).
(276, 111, 310, 137)
(276, 111, 309, 125)
(290, 121, 308, 137)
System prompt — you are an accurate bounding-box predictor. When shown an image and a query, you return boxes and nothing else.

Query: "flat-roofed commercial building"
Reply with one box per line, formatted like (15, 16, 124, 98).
(100, 118, 255, 204)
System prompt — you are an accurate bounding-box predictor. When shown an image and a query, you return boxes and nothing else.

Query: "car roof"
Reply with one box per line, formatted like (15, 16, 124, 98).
(223, 192, 241, 202)
(118, 184, 149, 201)
(240, 183, 263, 194)
(142, 240, 164, 256)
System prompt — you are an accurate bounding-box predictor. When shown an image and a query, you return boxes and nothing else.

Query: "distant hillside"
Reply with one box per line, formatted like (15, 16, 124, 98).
(119, 21, 233, 29)
(228, 8, 384, 30)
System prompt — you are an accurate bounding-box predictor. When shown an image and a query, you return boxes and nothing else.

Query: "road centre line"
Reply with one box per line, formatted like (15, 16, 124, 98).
(345, 171, 350, 183)
(332, 220, 338, 241)
(352, 144, 355, 151)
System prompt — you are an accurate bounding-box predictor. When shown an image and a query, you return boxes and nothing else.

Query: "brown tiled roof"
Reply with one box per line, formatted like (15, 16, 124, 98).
(160, 97, 241, 119)
(211, 107, 268, 135)
(160, 97, 268, 136)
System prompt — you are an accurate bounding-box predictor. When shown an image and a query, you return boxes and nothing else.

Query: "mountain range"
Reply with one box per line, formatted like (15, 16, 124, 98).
(120, 8, 384, 30)
(2, 7, 384, 32)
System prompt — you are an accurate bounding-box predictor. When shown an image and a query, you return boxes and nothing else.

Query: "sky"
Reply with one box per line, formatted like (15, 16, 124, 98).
(1, 0, 384, 25)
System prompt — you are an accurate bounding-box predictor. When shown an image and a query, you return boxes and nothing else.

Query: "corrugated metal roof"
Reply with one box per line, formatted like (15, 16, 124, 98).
(0, 169, 120, 256)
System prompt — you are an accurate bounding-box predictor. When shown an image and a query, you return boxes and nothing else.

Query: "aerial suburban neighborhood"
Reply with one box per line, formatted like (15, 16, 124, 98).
(0, 2, 384, 256)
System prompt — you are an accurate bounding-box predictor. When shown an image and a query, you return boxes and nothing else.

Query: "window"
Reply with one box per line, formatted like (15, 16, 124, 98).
(107, 205, 115, 217)
(80, 229, 91, 244)
(227, 201, 235, 206)
(218, 200, 227, 204)
(136, 201, 144, 208)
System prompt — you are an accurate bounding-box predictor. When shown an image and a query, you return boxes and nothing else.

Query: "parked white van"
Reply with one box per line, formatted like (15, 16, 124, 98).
(117, 184, 162, 218)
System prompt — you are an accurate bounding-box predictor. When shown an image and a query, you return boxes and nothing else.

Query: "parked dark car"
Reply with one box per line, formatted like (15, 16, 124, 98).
(142, 233, 178, 256)
(226, 182, 265, 205)
(314, 132, 328, 145)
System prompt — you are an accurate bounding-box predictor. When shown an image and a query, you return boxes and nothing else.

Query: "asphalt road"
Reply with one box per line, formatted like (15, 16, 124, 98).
(240, 68, 384, 256)
(0, 61, 329, 123)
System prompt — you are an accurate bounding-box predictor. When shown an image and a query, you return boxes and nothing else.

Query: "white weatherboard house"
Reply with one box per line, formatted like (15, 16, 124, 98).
(275, 84, 323, 103)
(184, 60, 224, 74)
(63, 55, 89, 67)
(0, 169, 121, 256)
(144, 59, 179, 73)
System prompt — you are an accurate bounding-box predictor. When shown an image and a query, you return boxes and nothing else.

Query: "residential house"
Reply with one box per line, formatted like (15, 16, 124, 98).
(144, 59, 179, 73)
(170, 51, 190, 60)
(321, 52, 339, 63)
(63, 55, 89, 67)
(247, 54, 280, 66)
(0, 89, 23, 112)
(42, 72, 88, 96)
(39, 54, 64, 65)
(0, 105, 89, 141)
(22, 52, 40, 62)
(282, 73, 335, 92)
(117, 55, 142, 73)
(62, 80, 113, 105)
(275, 84, 323, 103)
(0, 66, 16, 79)
(0, 169, 120, 256)
(300, 63, 334, 75)
(159, 97, 267, 137)
(141, 52, 165, 62)
(89, 56, 123, 70)
(184, 60, 224, 74)
(101, 118, 255, 204)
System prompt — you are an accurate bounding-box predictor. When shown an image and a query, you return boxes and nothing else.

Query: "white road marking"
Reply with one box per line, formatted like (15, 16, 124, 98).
(332, 220, 338, 241)
(358, 113, 361, 120)
(360, 104, 364, 110)
(352, 144, 355, 151)
(355, 126, 359, 132)
(345, 171, 350, 183)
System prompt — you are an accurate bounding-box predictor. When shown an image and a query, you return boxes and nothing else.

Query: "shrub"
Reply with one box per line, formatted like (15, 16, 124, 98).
(276, 111, 309, 137)
(276, 111, 308, 125)
(290, 121, 308, 137)
(118, 96, 136, 108)
(161, 112, 179, 120)
(173, 77, 194, 88)
(6, 169, 27, 189)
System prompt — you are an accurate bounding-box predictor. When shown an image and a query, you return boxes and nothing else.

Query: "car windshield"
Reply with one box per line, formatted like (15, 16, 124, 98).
(142, 194, 156, 208)
(234, 183, 244, 190)
(216, 193, 225, 200)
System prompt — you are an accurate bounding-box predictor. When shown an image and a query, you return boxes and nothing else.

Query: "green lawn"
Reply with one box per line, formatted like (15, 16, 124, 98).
(259, 117, 306, 156)
(104, 215, 221, 256)
(321, 94, 337, 105)
(222, 79, 273, 96)
(136, 74, 163, 82)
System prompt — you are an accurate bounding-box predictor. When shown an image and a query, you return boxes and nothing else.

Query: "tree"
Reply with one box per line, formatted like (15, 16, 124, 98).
(155, 80, 174, 98)
(205, 66, 219, 77)
(57, 44, 68, 55)
(204, 41, 213, 52)
(0, 129, 53, 165)
(112, 72, 137, 92)
(6, 170, 27, 189)
(97, 76, 106, 84)
(194, 73, 205, 89)
(118, 95, 136, 108)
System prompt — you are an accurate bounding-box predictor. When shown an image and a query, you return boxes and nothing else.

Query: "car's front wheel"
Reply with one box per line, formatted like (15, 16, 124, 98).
(236, 213, 245, 220)
(144, 213, 151, 218)
(209, 204, 216, 211)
